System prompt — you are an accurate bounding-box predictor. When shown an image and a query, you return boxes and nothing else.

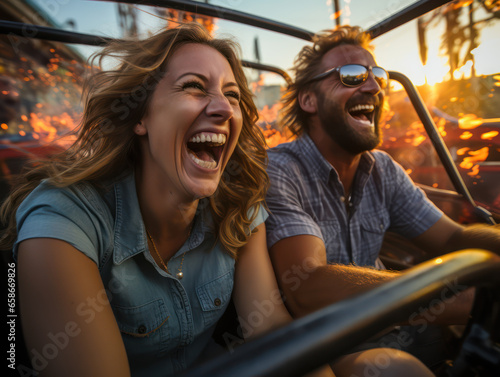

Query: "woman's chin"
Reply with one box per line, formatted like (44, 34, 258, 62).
(185, 179, 219, 201)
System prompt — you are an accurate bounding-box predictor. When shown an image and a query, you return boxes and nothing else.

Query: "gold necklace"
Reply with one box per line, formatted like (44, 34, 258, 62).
(146, 229, 188, 280)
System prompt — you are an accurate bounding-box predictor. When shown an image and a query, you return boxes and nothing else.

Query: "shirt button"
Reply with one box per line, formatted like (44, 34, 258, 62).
(340, 196, 345, 202)
(214, 298, 222, 307)
(380, 223, 384, 231)
(137, 325, 147, 334)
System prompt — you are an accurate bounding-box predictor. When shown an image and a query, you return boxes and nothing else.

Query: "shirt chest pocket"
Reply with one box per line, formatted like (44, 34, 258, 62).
(196, 270, 234, 328)
(317, 219, 347, 264)
(359, 210, 390, 265)
(113, 299, 171, 359)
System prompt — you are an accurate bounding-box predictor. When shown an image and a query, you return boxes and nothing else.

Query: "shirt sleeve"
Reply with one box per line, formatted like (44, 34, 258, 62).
(265, 157, 323, 249)
(384, 156, 443, 238)
(14, 182, 111, 264)
(249, 205, 269, 231)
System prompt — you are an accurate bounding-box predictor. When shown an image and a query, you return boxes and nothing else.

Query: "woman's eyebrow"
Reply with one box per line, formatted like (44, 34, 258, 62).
(176, 72, 239, 89)
(176, 72, 207, 82)
(223, 81, 239, 90)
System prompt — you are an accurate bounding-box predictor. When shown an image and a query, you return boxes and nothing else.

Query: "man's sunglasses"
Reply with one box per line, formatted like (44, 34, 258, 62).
(310, 64, 389, 89)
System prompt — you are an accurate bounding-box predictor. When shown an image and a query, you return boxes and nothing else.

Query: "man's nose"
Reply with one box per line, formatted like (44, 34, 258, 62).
(361, 72, 382, 95)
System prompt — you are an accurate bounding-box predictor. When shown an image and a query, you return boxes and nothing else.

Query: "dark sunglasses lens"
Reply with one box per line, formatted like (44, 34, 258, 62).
(372, 67, 388, 89)
(339, 65, 368, 86)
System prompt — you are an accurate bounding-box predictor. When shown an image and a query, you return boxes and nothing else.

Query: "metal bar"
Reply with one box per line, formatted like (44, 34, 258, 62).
(241, 61, 292, 86)
(101, 0, 314, 41)
(2, 1, 455, 47)
(180, 250, 500, 377)
(0, 20, 111, 46)
(389, 71, 496, 224)
(368, 0, 452, 38)
(0, 21, 292, 84)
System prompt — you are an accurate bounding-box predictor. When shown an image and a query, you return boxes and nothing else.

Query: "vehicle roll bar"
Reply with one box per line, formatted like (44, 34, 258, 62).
(0, 20, 112, 46)
(241, 61, 292, 86)
(2, 0, 454, 47)
(97, 0, 453, 41)
(368, 0, 452, 38)
(1, 13, 494, 224)
(0, 20, 292, 85)
(389, 71, 496, 225)
(106, 0, 315, 41)
(180, 250, 500, 377)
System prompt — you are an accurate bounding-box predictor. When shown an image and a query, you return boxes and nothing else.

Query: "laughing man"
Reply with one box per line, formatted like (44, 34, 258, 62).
(265, 26, 500, 368)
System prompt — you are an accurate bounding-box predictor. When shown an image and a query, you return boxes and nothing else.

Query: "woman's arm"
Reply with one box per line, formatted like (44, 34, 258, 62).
(18, 238, 130, 377)
(232, 223, 291, 338)
(232, 224, 335, 377)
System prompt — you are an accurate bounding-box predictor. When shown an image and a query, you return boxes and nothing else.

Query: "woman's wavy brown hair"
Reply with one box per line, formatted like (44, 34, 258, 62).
(280, 25, 372, 136)
(0, 23, 268, 257)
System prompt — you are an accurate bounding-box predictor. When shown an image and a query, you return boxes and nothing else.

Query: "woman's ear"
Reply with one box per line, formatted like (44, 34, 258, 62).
(298, 89, 317, 114)
(134, 121, 147, 136)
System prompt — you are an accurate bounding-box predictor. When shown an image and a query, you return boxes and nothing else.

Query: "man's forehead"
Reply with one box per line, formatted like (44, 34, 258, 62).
(320, 44, 376, 69)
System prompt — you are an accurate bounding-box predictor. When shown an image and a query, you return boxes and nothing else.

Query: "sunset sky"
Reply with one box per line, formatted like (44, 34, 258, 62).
(31, 0, 500, 86)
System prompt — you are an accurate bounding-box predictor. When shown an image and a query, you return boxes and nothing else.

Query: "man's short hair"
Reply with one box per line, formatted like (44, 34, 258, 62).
(280, 26, 372, 136)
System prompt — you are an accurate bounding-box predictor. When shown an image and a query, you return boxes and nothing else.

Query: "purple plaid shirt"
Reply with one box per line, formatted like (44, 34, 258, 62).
(265, 134, 443, 267)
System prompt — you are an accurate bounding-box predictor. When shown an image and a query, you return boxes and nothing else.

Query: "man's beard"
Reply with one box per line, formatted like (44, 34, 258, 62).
(317, 95, 382, 155)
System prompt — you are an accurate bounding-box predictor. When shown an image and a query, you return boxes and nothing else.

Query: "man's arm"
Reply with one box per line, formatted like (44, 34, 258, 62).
(270, 233, 474, 325)
(269, 234, 398, 317)
(412, 214, 500, 257)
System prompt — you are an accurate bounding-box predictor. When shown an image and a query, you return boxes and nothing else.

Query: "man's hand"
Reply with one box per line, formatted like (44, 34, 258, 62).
(413, 215, 500, 257)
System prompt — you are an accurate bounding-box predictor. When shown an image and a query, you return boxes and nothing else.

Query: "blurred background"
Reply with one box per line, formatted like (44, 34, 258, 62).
(1, 0, 499, 215)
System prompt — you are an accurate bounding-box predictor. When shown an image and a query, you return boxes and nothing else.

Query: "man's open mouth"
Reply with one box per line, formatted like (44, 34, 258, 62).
(187, 132, 226, 170)
(347, 104, 375, 125)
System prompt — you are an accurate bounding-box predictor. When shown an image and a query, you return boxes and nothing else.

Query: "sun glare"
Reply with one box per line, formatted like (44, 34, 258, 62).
(423, 56, 450, 86)
(471, 39, 500, 76)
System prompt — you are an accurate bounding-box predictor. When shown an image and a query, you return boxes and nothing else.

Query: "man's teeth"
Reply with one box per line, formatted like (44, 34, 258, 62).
(189, 152, 217, 169)
(349, 104, 375, 113)
(189, 133, 226, 144)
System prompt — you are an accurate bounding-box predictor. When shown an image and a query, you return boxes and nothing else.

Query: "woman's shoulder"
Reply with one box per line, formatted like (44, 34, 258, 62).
(21, 179, 112, 216)
(16, 178, 118, 242)
(15, 178, 120, 264)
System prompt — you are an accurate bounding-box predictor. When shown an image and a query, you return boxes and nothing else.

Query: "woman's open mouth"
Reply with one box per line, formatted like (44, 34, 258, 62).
(187, 132, 227, 170)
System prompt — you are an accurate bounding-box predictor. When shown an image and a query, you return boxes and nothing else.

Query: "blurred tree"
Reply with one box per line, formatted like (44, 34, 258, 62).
(117, 3, 138, 37)
(479, 0, 500, 18)
(441, 2, 466, 81)
(417, 17, 427, 67)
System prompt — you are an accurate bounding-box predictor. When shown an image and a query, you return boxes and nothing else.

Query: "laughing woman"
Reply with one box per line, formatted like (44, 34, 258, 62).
(0, 23, 432, 377)
(0, 22, 310, 377)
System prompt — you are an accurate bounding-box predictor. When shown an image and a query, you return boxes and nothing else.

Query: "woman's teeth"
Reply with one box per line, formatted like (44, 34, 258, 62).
(189, 133, 226, 144)
(187, 132, 227, 170)
(189, 152, 217, 169)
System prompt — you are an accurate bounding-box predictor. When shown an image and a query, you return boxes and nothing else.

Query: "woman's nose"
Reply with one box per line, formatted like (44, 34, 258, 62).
(205, 93, 234, 122)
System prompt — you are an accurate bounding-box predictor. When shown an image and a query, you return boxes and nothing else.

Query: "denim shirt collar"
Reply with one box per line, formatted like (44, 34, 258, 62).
(112, 173, 214, 265)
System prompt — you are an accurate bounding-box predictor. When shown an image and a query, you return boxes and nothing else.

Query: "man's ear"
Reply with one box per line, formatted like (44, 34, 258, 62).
(298, 89, 317, 114)
(134, 121, 147, 136)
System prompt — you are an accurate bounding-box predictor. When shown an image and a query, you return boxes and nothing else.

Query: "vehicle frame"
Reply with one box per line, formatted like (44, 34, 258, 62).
(1, 0, 500, 376)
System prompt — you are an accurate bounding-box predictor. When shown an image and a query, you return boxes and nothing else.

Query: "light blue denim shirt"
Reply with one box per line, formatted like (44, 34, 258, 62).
(14, 173, 267, 376)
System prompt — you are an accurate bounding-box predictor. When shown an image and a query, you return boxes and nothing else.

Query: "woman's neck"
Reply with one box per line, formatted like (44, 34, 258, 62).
(134, 167, 198, 248)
